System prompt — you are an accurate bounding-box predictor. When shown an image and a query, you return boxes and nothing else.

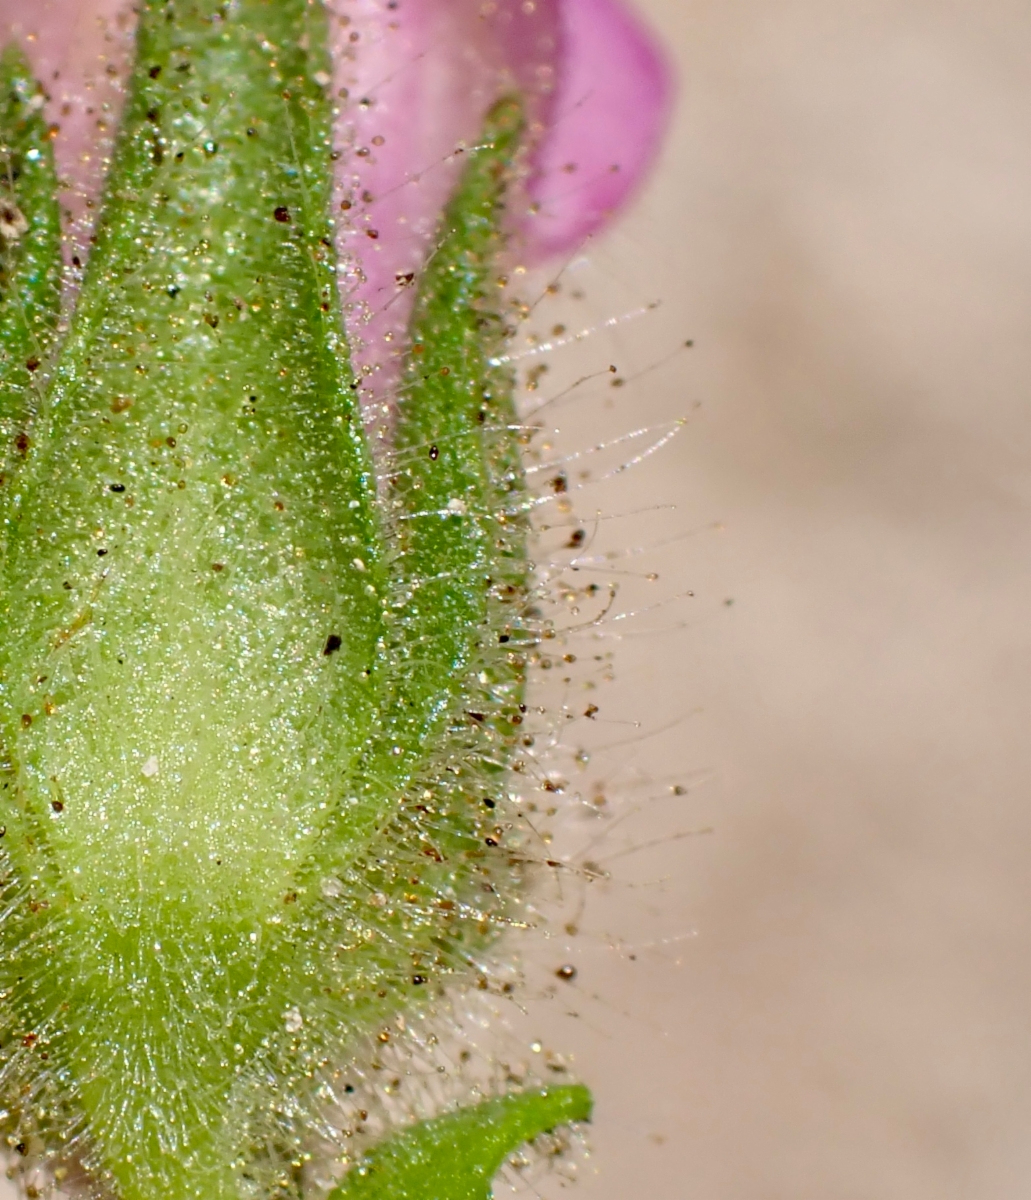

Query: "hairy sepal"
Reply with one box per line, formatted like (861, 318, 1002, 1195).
(0, 42, 62, 503)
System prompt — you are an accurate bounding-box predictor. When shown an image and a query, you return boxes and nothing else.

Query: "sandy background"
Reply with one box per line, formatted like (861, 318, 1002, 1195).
(527, 2, 1031, 1198)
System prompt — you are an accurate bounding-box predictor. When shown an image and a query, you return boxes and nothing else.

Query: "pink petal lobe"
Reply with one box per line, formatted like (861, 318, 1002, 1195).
(0, 0, 134, 260)
(480, 0, 563, 110)
(329, 0, 562, 404)
(328, 0, 497, 396)
(522, 0, 674, 260)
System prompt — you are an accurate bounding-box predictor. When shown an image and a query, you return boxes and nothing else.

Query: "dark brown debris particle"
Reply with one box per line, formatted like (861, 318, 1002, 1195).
(556, 964, 577, 982)
(274, 206, 291, 223)
(0, 204, 28, 240)
(323, 634, 342, 656)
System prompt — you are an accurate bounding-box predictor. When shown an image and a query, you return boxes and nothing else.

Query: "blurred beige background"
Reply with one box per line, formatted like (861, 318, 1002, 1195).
(518, 2, 1031, 1198)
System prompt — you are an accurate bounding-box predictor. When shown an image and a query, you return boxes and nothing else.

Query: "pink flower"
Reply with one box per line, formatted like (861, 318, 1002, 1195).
(0, 0, 672, 386)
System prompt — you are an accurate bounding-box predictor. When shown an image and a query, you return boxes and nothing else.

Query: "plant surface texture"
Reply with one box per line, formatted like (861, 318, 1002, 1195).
(0, 1, 670, 1198)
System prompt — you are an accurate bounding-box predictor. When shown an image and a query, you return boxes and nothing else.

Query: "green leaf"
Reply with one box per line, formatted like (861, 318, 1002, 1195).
(329, 1086, 593, 1200)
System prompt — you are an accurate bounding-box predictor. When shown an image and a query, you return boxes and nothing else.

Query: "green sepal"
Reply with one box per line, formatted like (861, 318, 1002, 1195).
(376, 94, 528, 780)
(0, 42, 61, 487)
(328, 1085, 593, 1200)
(0, 6, 546, 1199)
(0, 3, 388, 1197)
(307, 96, 532, 901)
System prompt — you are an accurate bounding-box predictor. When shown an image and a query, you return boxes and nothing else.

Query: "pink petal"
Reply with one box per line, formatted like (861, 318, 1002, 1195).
(0, 0, 133, 260)
(328, 0, 496, 394)
(521, 0, 674, 259)
(328, 0, 562, 402)
(480, 0, 563, 109)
